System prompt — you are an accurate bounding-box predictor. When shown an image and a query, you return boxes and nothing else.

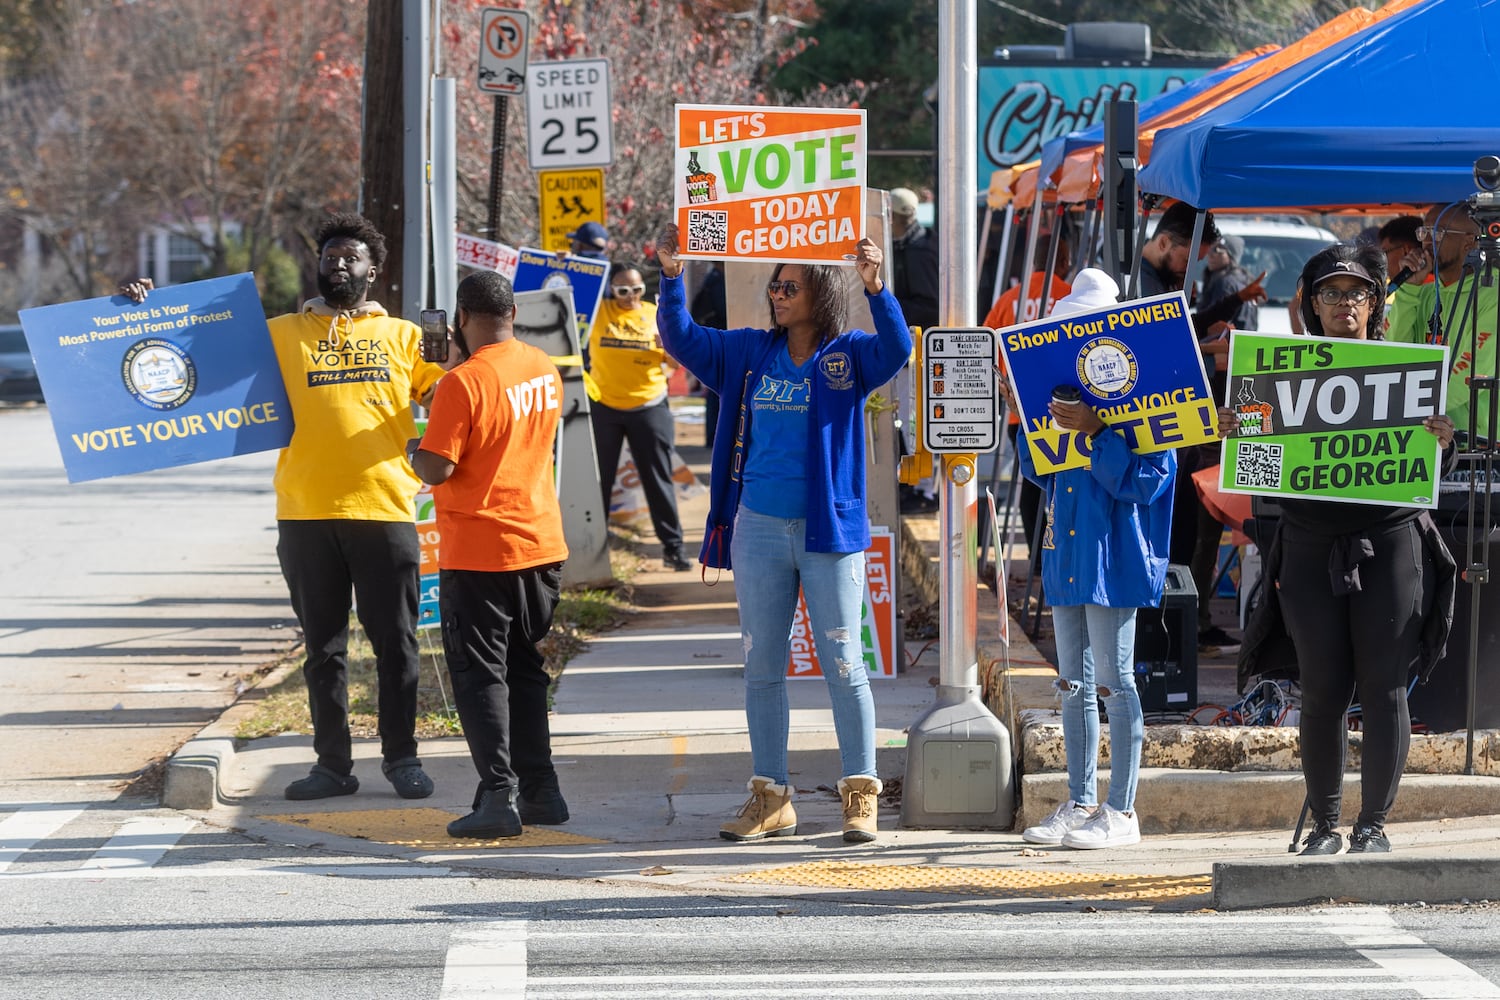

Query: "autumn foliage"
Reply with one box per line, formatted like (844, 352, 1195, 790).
(0, 0, 856, 309)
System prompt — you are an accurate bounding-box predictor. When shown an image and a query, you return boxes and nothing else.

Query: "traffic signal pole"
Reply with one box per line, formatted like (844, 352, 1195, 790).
(899, 0, 1015, 830)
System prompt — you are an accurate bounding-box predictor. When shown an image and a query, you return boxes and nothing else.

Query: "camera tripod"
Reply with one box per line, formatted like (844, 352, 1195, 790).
(1440, 170, 1500, 774)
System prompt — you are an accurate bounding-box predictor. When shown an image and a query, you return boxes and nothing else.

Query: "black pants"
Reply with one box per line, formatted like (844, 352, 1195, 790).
(591, 399, 685, 559)
(277, 519, 421, 775)
(1279, 520, 1433, 828)
(1006, 424, 1046, 577)
(439, 564, 563, 799)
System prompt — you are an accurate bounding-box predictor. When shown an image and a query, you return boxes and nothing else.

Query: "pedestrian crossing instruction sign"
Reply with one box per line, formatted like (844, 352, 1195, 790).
(537, 168, 605, 253)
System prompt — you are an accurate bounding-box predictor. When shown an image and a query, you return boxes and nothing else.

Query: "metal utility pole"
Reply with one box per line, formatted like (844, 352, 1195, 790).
(900, 0, 1015, 831)
(360, 1, 404, 305)
(399, 0, 431, 321)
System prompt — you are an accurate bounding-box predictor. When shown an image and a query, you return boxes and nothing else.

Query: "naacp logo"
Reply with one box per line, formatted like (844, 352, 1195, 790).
(1075, 337, 1137, 401)
(122, 338, 197, 411)
(820, 351, 853, 390)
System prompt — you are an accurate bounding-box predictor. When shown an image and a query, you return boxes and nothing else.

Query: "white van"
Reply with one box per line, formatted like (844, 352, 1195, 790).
(1208, 218, 1340, 334)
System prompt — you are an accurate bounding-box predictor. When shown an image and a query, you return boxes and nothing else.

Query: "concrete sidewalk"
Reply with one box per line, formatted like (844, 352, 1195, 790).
(160, 426, 1500, 911)
(166, 510, 1500, 913)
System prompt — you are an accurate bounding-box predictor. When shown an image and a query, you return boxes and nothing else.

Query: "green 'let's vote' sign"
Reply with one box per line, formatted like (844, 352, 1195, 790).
(1219, 332, 1449, 508)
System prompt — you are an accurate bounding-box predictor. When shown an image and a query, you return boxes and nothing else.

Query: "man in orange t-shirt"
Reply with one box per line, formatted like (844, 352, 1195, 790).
(412, 270, 570, 840)
(983, 236, 1072, 332)
(986, 237, 1071, 574)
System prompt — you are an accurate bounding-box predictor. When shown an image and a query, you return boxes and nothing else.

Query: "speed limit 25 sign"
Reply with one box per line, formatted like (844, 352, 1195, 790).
(525, 58, 613, 170)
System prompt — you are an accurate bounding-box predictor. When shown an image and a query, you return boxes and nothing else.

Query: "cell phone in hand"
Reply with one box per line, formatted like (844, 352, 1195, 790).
(420, 309, 449, 363)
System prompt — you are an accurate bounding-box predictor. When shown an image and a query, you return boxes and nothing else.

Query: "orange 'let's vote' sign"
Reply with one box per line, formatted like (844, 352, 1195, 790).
(673, 104, 866, 266)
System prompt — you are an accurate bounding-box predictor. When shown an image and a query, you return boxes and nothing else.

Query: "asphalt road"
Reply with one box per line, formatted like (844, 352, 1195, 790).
(3, 843, 1498, 1000)
(0, 404, 295, 802)
(4, 403, 1499, 997)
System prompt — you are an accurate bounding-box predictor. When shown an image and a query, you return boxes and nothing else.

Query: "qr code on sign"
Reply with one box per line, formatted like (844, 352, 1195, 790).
(1234, 440, 1284, 488)
(687, 210, 728, 253)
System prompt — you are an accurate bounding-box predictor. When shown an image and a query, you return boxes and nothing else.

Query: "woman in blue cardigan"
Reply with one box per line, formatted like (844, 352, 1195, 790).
(655, 224, 912, 844)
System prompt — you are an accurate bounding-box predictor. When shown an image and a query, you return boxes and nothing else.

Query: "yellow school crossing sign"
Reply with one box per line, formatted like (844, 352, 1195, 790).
(538, 168, 605, 252)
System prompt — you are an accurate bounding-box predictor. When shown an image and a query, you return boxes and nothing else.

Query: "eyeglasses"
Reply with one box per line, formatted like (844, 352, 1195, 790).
(1416, 226, 1469, 242)
(1316, 285, 1374, 306)
(766, 280, 802, 299)
(611, 284, 645, 297)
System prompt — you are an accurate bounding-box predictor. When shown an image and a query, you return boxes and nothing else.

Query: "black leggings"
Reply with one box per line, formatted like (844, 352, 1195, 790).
(591, 399, 685, 558)
(1279, 519, 1433, 828)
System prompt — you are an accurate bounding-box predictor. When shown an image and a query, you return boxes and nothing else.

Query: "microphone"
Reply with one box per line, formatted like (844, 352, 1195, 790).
(1387, 266, 1413, 293)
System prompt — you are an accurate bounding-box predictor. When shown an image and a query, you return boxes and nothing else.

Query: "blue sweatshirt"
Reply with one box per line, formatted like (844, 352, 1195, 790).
(656, 273, 912, 569)
(1017, 425, 1176, 608)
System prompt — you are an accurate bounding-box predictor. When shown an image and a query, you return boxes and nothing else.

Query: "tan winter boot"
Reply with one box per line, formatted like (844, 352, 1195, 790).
(838, 776, 882, 843)
(719, 776, 798, 841)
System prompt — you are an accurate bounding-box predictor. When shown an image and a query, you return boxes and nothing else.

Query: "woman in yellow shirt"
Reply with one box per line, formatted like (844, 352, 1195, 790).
(588, 263, 689, 570)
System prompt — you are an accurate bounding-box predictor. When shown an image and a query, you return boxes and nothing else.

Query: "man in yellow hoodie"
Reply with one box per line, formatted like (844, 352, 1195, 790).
(127, 213, 445, 799)
(262, 213, 447, 801)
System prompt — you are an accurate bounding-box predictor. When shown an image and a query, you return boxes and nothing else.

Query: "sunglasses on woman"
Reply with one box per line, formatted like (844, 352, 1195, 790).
(611, 284, 645, 297)
(765, 280, 801, 299)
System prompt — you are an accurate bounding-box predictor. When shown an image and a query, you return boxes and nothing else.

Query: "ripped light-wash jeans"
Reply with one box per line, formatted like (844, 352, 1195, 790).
(730, 507, 876, 784)
(1052, 603, 1144, 813)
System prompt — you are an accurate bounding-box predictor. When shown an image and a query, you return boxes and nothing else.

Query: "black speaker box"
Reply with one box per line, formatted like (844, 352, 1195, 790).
(1406, 527, 1500, 732)
(1133, 563, 1198, 714)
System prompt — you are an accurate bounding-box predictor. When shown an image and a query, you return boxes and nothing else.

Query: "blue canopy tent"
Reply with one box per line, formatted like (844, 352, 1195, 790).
(1035, 51, 1276, 184)
(1138, 0, 1500, 209)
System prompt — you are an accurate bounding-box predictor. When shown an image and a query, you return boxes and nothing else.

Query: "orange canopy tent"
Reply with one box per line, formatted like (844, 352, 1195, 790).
(1051, 0, 1425, 203)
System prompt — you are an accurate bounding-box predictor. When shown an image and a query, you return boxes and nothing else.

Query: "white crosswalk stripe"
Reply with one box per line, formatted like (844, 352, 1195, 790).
(1323, 906, 1500, 999)
(512, 910, 1500, 999)
(73, 815, 197, 871)
(440, 920, 528, 999)
(0, 805, 84, 873)
(0, 803, 452, 880)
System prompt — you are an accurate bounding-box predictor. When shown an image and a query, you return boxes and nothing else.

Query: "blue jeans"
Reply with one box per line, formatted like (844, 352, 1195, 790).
(730, 507, 876, 784)
(1052, 604, 1143, 812)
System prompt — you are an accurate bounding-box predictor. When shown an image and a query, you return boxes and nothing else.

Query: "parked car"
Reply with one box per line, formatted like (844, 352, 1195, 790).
(1208, 218, 1340, 334)
(0, 324, 43, 403)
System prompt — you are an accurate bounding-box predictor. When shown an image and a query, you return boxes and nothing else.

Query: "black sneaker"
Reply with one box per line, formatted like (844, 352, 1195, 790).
(664, 553, 692, 572)
(519, 778, 570, 825)
(1198, 625, 1241, 654)
(448, 787, 523, 839)
(1299, 821, 1343, 856)
(1347, 822, 1392, 854)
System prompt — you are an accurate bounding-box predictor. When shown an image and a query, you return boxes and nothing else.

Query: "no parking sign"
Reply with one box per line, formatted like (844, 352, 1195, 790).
(478, 8, 530, 95)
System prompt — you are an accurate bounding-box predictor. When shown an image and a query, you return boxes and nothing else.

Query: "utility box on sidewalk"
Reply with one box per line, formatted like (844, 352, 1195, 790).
(1134, 563, 1197, 714)
(900, 686, 1015, 829)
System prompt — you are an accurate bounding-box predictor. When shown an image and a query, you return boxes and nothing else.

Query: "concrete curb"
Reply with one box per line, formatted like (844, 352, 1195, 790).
(1021, 769, 1500, 834)
(1214, 855, 1500, 910)
(162, 658, 301, 810)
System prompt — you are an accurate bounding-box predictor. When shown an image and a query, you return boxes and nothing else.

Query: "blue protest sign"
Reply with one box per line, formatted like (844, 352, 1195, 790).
(19, 273, 293, 483)
(511, 247, 608, 345)
(998, 290, 1214, 473)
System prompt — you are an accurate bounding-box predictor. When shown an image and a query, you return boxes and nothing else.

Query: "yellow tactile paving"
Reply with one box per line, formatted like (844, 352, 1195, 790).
(265, 808, 607, 849)
(725, 860, 1211, 902)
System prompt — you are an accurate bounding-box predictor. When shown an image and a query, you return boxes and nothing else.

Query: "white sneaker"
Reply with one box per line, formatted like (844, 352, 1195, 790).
(1021, 800, 1095, 846)
(1061, 804, 1141, 849)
